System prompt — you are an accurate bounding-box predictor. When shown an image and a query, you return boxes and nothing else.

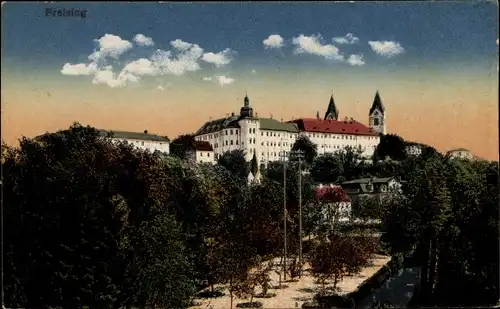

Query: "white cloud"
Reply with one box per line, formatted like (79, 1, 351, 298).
(121, 58, 158, 76)
(133, 34, 154, 47)
(292, 34, 343, 60)
(497, 38, 499, 45)
(333, 33, 359, 45)
(368, 40, 405, 57)
(151, 43, 204, 75)
(263, 34, 284, 49)
(346, 54, 365, 66)
(88, 34, 133, 62)
(252, 69, 257, 74)
(61, 63, 98, 75)
(157, 85, 165, 91)
(201, 48, 233, 67)
(202, 75, 235, 86)
(91, 68, 138, 88)
(61, 35, 238, 88)
(216, 75, 235, 86)
(170, 39, 195, 51)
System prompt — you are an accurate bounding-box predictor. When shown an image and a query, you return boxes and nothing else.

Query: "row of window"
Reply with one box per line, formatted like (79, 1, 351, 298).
(198, 131, 377, 142)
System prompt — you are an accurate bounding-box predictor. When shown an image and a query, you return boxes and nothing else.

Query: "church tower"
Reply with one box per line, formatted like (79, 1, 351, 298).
(324, 95, 339, 120)
(368, 91, 386, 134)
(240, 93, 254, 118)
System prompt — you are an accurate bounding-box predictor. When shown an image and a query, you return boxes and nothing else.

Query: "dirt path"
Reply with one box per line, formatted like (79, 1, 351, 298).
(190, 254, 391, 309)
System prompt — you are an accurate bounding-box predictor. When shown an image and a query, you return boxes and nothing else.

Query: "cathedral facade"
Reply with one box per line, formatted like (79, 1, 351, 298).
(194, 92, 386, 165)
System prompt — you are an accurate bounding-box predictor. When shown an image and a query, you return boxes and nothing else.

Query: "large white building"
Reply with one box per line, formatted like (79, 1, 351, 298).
(99, 129, 170, 154)
(194, 92, 386, 165)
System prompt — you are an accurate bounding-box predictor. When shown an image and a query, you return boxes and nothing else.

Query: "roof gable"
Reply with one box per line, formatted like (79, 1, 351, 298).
(290, 118, 377, 136)
(259, 118, 299, 132)
(100, 130, 169, 142)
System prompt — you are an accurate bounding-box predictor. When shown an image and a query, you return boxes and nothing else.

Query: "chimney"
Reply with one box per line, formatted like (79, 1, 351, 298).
(270, 114, 273, 119)
(281, 118, 283, 123)
(350, 117, 354, 123)
(231, 112, 235, 117)
(344, 116, 348, 122)
(292, 116, 295, 120)
(255, 112, 259, 118)
(144, 130, 148, 134)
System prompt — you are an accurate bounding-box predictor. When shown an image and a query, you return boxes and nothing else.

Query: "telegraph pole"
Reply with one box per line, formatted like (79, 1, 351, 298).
(297, 150, 304, 278)
(283, 155, 287, 281)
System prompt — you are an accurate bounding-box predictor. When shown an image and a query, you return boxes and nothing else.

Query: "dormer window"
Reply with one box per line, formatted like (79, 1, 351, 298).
(366, 184, 373, 192)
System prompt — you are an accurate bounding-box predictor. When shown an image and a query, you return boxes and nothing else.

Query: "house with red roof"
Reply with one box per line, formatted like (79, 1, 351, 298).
(314, 184, 352, 223)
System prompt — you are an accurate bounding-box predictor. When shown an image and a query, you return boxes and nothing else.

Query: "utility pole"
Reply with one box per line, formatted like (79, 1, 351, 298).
(298, 150, 304, 278)
(283, 156, 287, 281)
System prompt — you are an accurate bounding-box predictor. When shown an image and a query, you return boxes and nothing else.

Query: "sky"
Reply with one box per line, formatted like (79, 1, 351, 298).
(2, 2, 499, 160)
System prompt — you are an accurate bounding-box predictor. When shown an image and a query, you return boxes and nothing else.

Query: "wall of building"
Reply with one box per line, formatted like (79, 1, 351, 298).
(196, 150, 215, 164)
(195, 122, 380, 164)
(111, 138, 170, 154)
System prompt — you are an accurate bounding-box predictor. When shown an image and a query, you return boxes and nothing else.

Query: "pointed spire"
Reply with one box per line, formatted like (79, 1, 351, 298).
(324, 94, 339, 120)
(369, 90, 385, 115)
(244, 92, 249, 107)
(316, 111, 320, 119)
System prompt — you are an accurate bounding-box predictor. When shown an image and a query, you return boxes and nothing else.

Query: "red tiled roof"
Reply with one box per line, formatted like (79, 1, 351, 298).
(289, 118, 378, 136)
(193, 141, 213, 151)
(315, 185, 351, 203)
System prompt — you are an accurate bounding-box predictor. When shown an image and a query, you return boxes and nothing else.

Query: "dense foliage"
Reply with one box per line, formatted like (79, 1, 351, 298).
(3, 126, 498, 308)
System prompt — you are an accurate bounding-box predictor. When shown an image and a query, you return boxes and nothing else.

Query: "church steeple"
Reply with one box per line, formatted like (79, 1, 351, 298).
(368, 90, 387, 134)
(369, 90, 385, 115)
(324, 95, 339, 120)
(244, 91, 249, 107)
(240, 92, 254, 118)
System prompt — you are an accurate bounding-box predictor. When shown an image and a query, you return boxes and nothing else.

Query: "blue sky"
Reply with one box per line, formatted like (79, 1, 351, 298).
(2, 2, 498, 72)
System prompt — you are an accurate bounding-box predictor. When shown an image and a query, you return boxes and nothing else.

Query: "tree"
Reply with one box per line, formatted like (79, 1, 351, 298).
(217, 149, 249, 181)
(310, 153, 343, 184)
(292, 135, 317, 166)
(2, 123, 198, 309)
(170, 134, 195, 159)
(251, 152, 259, 176)
(373, 134, 407, 162)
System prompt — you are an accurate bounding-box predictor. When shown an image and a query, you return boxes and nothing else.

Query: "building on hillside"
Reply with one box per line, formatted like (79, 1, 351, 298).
(194, 91, 386, 166)
(315, 184, 352, 223)
(186, 141, 215, 164)
(446, 148, 473, 160)
(341, 177, 403, 204)
(99, 129, 170, 154)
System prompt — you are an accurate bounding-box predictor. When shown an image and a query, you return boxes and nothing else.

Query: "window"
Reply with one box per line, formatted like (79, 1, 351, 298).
(249, 128, 251, 134)
(274, 133, 276, 137)
(236, 140, 239, 145)
(207, 153, 210, 157)
(261, 142, 264, 146)
(230, 140, 234, 145)
(230, 130, 233, 135)
(374, 118, 379, 126)
(141, 141, 144, 146)
(278, 143, 281, 146)
(225, 140, 228, 146)
(266, 132, 269, 136)
(200, 152, 203, 157)
(225, 130, 228, 136)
